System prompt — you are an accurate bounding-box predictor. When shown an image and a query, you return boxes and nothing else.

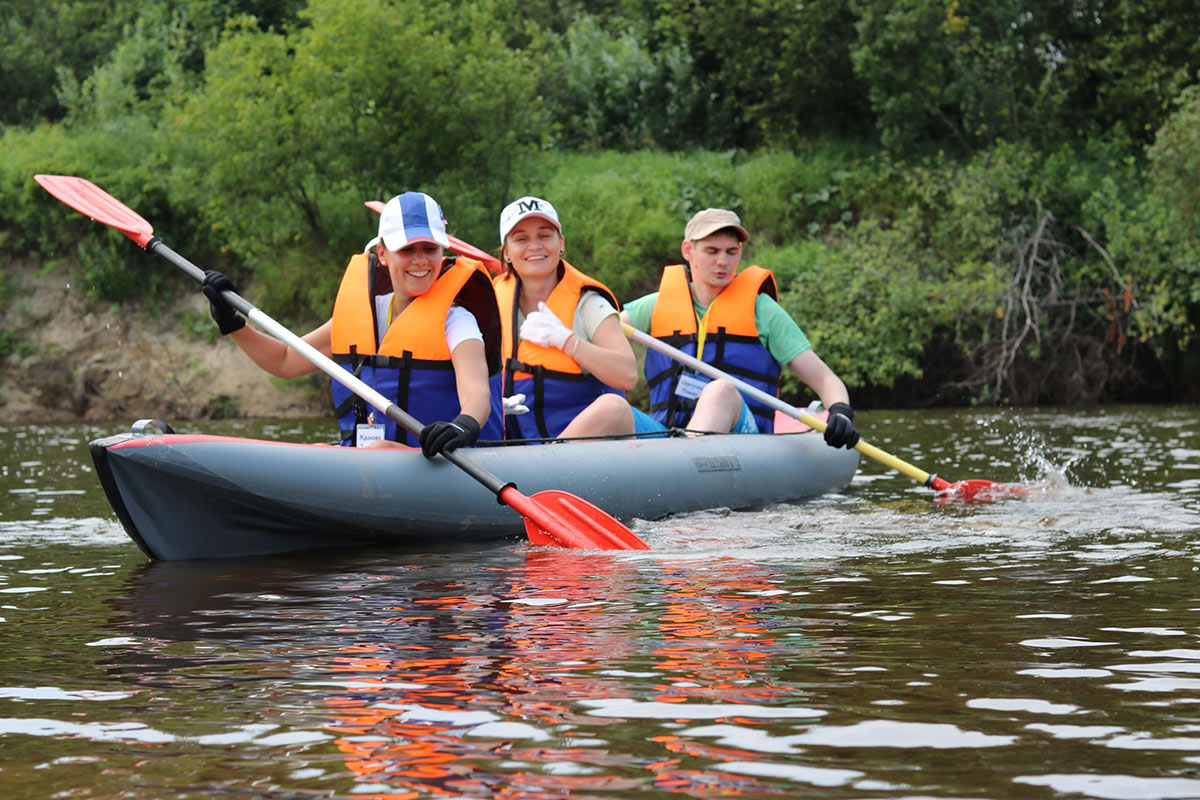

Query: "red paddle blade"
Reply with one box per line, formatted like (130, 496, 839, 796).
(935, 479, 1029, 502)
(35, 175, 155, 247)
(364, 200, 502, 273)
(446, 236, 502, 273)
(499, 487, 650, 550)
(526, 490, 651, 551)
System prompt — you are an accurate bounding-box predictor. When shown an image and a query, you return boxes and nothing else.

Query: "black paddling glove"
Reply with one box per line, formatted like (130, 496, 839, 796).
(419, 414, 481, 459)
(202, 270, 246, 335)
(824, 402, 860, 449)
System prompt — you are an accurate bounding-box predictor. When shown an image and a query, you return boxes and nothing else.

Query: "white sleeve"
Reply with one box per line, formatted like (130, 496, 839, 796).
(572, 291, 619, 342)
(445, 304, 484, 352)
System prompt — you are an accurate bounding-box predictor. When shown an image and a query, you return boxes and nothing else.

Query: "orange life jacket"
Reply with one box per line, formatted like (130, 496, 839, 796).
(491, 261, 623, 440)
(330, 253, 501, 445)
(645, 264, 781, 432)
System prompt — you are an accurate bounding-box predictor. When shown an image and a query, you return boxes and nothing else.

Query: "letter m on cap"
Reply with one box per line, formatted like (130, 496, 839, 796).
(518, 200, 541, 213)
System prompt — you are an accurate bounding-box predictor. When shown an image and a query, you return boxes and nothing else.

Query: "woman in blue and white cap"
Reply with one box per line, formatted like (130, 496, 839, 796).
(491, 195, 638, 442)
(200, 192, 501, 456)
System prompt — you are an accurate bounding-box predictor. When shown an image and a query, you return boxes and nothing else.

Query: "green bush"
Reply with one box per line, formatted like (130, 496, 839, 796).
(0, 330, 36, 359)
(1, 0, 1197, 404)
(522, 146, 881, 301)
(0, 120, 193, 304)
(1097, 84, 1200, 361)
(774, 215, 998, 392)
(540, 14, 704, 151)
(530, 150, 735, 300)
(166, 0, 540, 280)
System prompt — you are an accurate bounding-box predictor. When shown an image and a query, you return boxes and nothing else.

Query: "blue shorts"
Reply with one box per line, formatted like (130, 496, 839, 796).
(631, 401, 759, 435)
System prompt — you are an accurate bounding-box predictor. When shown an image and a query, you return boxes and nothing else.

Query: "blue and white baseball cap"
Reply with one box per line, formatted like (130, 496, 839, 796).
(499, 196, 561, 242)
(368, 192, 450, 252)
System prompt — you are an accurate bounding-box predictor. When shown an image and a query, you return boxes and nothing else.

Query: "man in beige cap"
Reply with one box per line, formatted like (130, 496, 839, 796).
(620, 208, 859, 447)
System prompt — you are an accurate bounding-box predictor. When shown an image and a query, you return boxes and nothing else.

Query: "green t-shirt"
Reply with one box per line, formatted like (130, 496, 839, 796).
(623, 289, 811, 366)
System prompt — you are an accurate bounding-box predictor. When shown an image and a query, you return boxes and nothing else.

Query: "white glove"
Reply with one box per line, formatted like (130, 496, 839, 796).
(520, 301, 573, 350)
(503, 393, 529, 416)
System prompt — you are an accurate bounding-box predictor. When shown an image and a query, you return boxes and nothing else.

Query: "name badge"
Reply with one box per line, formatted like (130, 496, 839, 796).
(675, 372, 710, 400)
(356, 423, 385, 448)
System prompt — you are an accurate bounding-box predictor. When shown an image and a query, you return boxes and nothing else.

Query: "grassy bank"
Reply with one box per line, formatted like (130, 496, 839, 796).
(3, 0, 1197, 410)
(3, 133, 1197, 408)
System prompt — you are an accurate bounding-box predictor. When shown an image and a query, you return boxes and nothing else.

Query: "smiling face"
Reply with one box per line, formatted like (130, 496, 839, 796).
(502, 217, 563, 281)
(377, 241, 444, 300)
(681, 230, 743, 305)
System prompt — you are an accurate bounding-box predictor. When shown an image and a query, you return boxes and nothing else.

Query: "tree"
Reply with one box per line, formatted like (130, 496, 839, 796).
(169, 0, 542, 282)
(648, 0, 870, 149)
(850, 0, 1063, 154)
(0, 0, 303, 129)
(0, 1, 137, 126)
(850, 0, 1200, 156)
(1041, 0, 1200, 145)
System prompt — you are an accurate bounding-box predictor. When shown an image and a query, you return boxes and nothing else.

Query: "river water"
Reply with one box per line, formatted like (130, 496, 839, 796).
(1, 406, 1198, 799)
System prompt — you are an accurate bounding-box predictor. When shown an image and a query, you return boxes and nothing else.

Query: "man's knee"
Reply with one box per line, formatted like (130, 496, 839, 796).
(689, 378, 744, 431)
(699, 378, 741, 408)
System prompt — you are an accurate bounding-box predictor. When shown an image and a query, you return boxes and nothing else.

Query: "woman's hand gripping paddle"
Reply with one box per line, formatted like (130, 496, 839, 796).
(622, 323, 1027, 501)
(35, 174, 650, 550)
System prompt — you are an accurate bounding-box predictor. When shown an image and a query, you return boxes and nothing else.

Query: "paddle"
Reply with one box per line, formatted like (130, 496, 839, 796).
(622, 322, 1027, 501)
(364, 200, 502, 274)
(34, 174, 650, 550)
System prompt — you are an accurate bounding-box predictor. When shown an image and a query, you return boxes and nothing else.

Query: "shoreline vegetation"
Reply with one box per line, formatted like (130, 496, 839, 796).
(1, 0, 1197, 424)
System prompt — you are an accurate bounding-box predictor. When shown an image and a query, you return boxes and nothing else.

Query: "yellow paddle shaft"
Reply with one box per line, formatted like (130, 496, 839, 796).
(621, 322, 935, 487)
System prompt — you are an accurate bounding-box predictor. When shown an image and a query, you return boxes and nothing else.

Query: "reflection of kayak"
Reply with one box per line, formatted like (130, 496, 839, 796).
(90, 417, 859, 561)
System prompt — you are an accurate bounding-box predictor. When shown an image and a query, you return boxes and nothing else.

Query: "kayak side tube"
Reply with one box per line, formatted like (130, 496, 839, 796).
(90, 426, 859, 560)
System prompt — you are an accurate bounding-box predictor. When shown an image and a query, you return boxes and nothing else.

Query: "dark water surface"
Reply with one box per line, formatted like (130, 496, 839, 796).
(1, 407, 1199, 799)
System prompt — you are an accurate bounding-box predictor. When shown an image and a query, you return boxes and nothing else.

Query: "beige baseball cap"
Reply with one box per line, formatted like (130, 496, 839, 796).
(684, 208, 749, 242)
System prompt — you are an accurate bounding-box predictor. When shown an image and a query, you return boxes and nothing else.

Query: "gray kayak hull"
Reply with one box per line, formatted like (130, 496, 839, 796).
(90, 425, 859, 560)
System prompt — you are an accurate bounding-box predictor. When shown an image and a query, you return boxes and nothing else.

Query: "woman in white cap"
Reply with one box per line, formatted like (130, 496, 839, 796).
(491, 196, 638, 441)
(201, 191, 501, 456)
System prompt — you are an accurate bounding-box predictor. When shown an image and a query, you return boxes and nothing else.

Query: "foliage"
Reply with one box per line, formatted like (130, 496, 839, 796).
(0, 0, 303, 129)
(0, 330, 36, 359)
(530, 151, 709, 300)
(527, 147, 882, 300)
(0, 120, 183, 303)
(1042, 0, 1200, 145)
(765, 139, 1186, 402)
(1147, 84, 1200, 245)
(849, 0, 1200, 155)
(772, 209, 999, 396)
(0, 0, 139, 126)
(0, 0, 1198, 403)
(202, 394, 241, 420)
(1098, 83, 1200, 368)
(165, 0, 541, 317)
(55, 12, 190, 129)
(6, 0, 1198, 159)
(850, 0, 1056, 154)
(541, 14, 703, 150)
(649, 0, 869, 149)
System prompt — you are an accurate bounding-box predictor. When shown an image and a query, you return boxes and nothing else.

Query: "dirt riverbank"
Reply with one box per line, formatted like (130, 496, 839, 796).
(1, 264, 327, 425)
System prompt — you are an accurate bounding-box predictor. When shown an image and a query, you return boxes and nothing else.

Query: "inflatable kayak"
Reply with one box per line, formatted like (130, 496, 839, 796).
(90, 418, 859, 560)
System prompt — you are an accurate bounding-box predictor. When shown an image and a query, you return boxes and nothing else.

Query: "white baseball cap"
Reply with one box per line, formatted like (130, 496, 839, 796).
(499, 196, 561, 242)
(366, 191, 450, 252)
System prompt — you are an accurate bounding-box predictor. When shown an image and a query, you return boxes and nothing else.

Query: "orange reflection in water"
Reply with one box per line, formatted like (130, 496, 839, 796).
(651, 559, 798, 707)
(322, 551, 647, 797)
(322, 551, 819, 797)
